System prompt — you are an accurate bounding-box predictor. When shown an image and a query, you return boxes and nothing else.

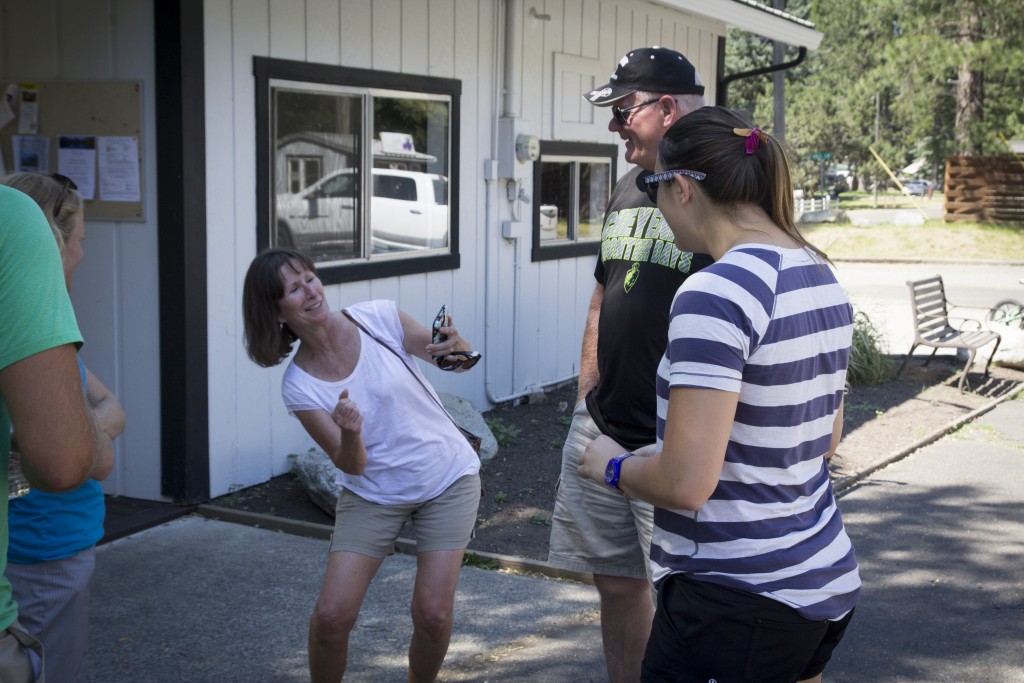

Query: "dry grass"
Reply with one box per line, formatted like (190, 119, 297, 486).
(801, 204, 1024, 262)
(804, 222, 1024, 261)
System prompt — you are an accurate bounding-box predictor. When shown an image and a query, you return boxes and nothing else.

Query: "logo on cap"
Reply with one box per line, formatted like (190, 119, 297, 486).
(588, 87, 613, 102)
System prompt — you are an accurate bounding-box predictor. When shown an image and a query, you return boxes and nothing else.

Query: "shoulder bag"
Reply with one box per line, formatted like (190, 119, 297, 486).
(342, 309, 482, 454)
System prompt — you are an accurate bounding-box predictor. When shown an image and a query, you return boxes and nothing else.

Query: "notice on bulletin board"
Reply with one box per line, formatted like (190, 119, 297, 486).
(17, 84, 39, 135)
(0, 80, 144, 221)
(11, 134, 50, 172)
(98, 136, 140, 202)
(57, 136, 97, 200)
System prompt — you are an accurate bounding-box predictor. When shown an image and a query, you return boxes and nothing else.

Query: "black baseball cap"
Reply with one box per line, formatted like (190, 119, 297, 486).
(583, 46, 705, 106)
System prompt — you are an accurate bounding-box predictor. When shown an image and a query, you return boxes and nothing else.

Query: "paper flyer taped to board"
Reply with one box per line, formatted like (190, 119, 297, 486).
(98, 135, 140, 202)
(12, 135, 50, 173)
(58, 135, 97, 200)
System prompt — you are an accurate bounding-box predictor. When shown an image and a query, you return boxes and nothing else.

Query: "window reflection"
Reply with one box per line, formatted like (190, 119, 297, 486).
(273, 89, 362, 262)
(579, 162, 610, 240)
(537, 156, 610, 243)
(370, 98, 451, 254)
(270, 88, 452, 264)
(539, 161, 571, 242)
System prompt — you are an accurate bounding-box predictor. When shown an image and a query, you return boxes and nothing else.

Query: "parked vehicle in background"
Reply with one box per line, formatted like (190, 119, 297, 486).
(275, 168, 449, 258)
(371, 171, 449, 252)
(901, 179, 929, 196)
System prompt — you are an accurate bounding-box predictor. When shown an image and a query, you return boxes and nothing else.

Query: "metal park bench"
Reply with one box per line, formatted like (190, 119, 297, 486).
(897, 275, 1002, 392)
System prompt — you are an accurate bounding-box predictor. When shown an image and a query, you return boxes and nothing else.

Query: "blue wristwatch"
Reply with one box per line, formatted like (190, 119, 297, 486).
(604, 453, 635, 492)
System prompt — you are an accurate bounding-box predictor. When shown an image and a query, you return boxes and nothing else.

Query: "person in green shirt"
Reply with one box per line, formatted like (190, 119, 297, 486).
(0, 182, 110, 682)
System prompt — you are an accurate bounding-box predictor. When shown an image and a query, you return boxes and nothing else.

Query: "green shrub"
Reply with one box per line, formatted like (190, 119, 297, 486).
(462, 552, 498, 569)
(528, 512, 552, 526)
(847, 311, 893, 386)
(485, 418, 521, 446)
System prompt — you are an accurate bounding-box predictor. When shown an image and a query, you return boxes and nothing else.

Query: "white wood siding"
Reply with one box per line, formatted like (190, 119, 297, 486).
(205, 0, 502, 495)
(1, 0, 727, 500)
(209, 0, 725, 497)
(0, 0, 162, 500)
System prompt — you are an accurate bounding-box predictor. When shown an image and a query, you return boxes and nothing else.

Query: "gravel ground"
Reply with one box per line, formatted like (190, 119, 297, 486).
(208, 357, 1024, 561)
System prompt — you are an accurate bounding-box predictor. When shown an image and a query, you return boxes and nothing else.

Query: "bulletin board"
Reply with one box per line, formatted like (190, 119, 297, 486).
(0, 80, 144, 221)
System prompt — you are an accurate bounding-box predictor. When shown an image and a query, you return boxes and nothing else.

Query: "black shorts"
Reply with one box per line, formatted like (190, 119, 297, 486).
(642, 574, 854, 683)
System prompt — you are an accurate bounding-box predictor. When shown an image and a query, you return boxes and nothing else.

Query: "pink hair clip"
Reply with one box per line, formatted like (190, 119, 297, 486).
(734, 127, 767, 155)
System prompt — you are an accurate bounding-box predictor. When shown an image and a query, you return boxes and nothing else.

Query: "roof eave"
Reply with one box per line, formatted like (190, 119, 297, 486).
(649, 0, 823, 50)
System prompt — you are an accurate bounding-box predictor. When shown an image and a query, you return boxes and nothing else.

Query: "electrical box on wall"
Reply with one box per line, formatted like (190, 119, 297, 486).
(497, 117, 539, 179)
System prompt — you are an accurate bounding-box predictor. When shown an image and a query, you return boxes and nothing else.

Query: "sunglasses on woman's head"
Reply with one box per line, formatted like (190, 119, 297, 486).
(611, 98, 660, 126)
(436, 350, 482, 372)
(50, 173, 78, 218)
(637, 168, 707, 203)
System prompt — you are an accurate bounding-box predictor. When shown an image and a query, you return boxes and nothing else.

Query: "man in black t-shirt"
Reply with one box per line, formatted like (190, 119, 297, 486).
(548, 47, 712, 683)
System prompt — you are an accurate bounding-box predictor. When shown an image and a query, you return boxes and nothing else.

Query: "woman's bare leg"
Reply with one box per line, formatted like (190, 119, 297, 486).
(407, 549, 465, 683)
(308, 551, 384, 683)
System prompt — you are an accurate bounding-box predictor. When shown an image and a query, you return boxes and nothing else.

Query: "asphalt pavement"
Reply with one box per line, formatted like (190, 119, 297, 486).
(85, 395, 1024, 682)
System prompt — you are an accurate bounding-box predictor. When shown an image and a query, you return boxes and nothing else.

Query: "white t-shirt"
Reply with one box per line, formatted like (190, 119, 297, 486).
(281, 300, 479, 505)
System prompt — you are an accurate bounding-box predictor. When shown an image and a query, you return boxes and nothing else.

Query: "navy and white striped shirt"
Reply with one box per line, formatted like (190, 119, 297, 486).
(651, 245, 861, 621)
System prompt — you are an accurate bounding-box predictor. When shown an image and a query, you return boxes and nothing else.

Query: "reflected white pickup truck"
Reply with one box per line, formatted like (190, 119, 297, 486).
(276, 168, 449, 255)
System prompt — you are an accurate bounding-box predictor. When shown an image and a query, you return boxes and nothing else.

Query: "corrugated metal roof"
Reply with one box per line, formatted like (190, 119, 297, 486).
(649, 0, 823, 49)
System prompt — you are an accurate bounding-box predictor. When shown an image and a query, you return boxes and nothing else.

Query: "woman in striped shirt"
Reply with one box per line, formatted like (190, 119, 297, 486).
(578, 106, 860, 683)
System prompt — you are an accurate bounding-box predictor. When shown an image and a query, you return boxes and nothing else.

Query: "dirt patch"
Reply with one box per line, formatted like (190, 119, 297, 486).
(208, 358, 1024, 562)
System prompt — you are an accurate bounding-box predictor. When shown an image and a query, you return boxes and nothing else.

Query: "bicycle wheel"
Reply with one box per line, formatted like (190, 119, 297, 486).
(986, 299, 1024, 329)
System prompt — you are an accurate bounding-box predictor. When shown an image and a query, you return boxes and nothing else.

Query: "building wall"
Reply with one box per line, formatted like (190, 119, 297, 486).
(205, 0, 509, 495)
(0, 0, 163, 500)
(0, 0, 726, 501)
(208, 0, 724, 497)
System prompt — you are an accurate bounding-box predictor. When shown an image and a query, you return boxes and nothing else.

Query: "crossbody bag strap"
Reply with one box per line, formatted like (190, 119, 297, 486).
(342, 308, 457, 426)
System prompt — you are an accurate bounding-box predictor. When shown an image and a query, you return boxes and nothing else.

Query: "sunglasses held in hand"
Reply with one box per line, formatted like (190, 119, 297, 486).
(430, 304, 481, 371)
(437, 350, 482, 372)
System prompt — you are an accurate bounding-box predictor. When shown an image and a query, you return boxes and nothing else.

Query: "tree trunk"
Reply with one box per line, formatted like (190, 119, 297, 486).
(954, 11, 984, 156)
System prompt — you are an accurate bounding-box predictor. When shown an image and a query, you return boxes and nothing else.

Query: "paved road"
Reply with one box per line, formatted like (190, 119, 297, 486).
(833, 262, 1023, 355)
(826, 400, 1024, 682)
(86, 398, 1024, 682)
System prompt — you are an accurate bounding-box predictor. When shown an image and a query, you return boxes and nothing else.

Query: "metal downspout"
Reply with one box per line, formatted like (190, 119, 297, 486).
(715, 38, 807, 108)
(483, 0, 526, 405)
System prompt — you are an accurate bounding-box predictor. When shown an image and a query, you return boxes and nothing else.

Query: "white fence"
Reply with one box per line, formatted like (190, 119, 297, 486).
(795, 196, 831, 213)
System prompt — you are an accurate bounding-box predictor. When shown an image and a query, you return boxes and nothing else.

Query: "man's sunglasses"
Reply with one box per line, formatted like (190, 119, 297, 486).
(51, 173, 78, 218)
(611, 98, 660, 126)
(437, 350, 482, 372)
(637, 169, 707, 203)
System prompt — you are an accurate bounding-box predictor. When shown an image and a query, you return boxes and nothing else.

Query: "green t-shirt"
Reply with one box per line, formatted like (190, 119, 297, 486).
(0, 185, 83, 631)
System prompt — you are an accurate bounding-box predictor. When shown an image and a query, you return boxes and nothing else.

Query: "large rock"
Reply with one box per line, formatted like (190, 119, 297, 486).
(797, 208, 844, 224)
(289, 450, 339, 517)
(290, 393, 496, 517)
(990, 322, 1024, 369)
(437, 392, 499, 463)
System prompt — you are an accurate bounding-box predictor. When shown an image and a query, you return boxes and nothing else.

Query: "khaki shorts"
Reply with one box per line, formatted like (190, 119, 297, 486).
(329, 474, 481, 557)
(548, 400, 654, 580)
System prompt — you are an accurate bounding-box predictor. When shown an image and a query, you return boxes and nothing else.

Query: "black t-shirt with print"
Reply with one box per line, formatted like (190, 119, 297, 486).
(585, 166, 713, 451)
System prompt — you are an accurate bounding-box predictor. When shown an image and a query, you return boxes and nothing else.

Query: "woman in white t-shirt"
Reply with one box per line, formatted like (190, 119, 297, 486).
(242, 248, 482, 683)
(579, 107, 860, 683)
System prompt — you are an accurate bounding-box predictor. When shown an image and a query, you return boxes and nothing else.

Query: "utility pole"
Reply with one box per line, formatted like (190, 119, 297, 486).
(873, 93, 881, 207)
(773, 0, 786, 144)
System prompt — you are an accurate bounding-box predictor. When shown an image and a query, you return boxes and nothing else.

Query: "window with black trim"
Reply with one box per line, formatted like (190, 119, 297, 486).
(532, 141, 617, 262)
(255, 57, 461, 284)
